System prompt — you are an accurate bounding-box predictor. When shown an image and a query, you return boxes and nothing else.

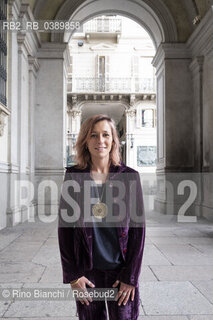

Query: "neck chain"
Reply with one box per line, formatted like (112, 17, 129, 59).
(92, 176, 108, 219)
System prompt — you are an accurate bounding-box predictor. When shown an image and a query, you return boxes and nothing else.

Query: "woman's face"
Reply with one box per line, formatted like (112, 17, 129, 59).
(86, 120, 113, 161)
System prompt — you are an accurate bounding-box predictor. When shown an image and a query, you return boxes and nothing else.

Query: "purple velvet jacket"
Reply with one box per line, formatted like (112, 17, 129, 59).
(58, 161, 146, 287)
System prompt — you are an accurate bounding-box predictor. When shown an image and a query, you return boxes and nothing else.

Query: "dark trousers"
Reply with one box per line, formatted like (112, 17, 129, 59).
(76, 268, 140, 320)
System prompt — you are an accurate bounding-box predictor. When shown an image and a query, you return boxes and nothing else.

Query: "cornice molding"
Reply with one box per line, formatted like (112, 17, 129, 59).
(37, 42, 67, 59)
(153, 43, 191, 70)
(28, 56, 40, 76)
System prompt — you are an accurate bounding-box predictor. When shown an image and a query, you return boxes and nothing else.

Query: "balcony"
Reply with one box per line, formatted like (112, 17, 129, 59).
(84, 18, 122, 33)
(67, 77, 156, 94)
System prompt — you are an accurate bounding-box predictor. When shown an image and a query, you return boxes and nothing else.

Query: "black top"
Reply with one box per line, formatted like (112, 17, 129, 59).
(91, 182, 124, 270)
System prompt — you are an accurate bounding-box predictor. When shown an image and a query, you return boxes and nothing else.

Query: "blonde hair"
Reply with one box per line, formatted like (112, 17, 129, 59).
(74, 114, 122, 169)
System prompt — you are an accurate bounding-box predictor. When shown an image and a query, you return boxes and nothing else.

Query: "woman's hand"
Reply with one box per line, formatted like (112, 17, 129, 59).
(112, 280, 135, 306)
(70, 276, 95, 306)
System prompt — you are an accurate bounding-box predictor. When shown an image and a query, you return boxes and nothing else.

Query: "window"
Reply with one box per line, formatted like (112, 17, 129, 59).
(142, 109, 156, 127)
(137, 146, 156, 166)
(0, 0, 7, 106)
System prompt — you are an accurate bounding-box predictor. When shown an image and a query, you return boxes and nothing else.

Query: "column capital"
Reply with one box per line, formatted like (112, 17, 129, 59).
(70, 109, 81, 118)
(152, 43, 191, 70)
(125, 107, 136, 118)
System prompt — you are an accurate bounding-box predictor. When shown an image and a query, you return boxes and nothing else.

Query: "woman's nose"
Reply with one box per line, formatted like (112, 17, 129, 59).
(97, 135, 104, 142)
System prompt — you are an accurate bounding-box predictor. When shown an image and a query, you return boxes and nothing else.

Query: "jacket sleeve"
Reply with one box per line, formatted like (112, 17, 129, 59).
(58, 171, 84, 283)
(117, 171, 146, 287)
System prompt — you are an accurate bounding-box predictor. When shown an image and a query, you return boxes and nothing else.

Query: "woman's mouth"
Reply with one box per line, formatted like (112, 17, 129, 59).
(95, 147, 106, 150)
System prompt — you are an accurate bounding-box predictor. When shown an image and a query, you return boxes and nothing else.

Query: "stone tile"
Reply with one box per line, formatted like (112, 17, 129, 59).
(39, 265, 63, 283)
(2, 318, 79, 320)
(0, 283, 23, 318)
(189, 316, 213, 320)
(49, 227, 58, 237)
(146, 228, 177, 237)
(144, 237, 153, 244)
(138, 317, 188, 320)
(192, 244, 213, 255)
(150, 237, 213, 245)
(0, 243, 43, 262)
(0, 262, 45, 283)
(32, 245, 61, 266)
(139, 266, 158, 281)
(150, 266, 213, 281)
(191, 280, 213, 304)
(4, 300, 77, 318)
(172, 228, 209, 238)
(22, 282, 69, 289)
(44, 237, 59, 246)
(0, 300, 10, 318)
(39, 264, 63, 283)
(139, 298, 145, 315)
(143, 244, 171, 266)
(0, 231, 22, 251)
(154, 244, 213, 265)
(140, 281, 213, 315)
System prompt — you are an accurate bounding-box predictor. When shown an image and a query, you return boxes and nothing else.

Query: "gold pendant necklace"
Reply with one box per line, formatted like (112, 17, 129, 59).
(92, 202, 108, 219)
(91, 174, 108, 219)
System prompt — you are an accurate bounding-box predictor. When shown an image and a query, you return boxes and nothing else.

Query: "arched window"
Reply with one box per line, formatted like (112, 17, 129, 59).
(0, 0, 7, 106)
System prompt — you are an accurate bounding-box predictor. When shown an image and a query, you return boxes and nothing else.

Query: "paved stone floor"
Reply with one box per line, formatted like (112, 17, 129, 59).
(0, 211, 213, 320)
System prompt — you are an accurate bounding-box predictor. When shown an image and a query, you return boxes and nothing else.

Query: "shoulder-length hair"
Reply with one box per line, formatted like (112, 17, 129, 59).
(74, 114, 122, 169)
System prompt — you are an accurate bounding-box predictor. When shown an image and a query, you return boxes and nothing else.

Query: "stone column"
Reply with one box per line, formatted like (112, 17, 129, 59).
(153, 44, 194, 216)
(35, 42, 68, 216)
(6, 1, 40, 227)
(187, 6, 213, 221)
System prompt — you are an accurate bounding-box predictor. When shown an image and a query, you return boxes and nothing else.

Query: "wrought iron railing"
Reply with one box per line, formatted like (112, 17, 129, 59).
(67, 77, 155, 93)
(84, 18, 122, 33)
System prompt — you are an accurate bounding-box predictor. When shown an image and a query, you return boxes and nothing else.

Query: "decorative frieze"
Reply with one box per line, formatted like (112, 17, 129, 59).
(125, 108, 136, 118)
(70, 109, 81, 118)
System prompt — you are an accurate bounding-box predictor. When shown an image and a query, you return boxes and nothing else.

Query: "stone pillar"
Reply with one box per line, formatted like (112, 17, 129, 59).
(6, 1, 40, 227)
(187, 6, 213, 221)
(153, 44, 194, 216)
(35, 42, 68, 216)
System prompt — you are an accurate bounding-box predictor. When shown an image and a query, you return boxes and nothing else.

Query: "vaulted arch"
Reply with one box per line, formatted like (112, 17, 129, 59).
(49, 0, 177, 48)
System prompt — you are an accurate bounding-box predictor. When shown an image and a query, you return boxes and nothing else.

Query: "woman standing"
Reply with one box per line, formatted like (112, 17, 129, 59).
(58, 114, 145, 320)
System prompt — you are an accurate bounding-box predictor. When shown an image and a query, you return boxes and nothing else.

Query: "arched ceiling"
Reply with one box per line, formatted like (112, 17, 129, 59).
(27, 0, 211, 43)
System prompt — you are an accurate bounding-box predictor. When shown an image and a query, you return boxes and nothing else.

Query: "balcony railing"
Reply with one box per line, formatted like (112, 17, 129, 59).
(67, 77, 156, 93)
(84, 18, 122, 33)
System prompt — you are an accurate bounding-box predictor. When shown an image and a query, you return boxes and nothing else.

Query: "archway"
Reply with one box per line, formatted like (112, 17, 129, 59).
(50, 0, 177, 46)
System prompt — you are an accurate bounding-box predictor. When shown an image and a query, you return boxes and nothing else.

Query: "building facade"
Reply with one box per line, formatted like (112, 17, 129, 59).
(67, 16, 156, 172)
